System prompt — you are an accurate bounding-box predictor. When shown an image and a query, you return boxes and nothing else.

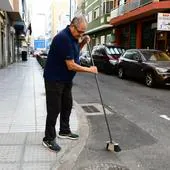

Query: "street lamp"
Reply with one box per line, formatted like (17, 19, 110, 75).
(69, 0, 72, 21)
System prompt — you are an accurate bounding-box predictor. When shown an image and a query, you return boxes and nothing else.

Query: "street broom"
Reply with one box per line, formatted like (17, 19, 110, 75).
(87, 43, 121, 152)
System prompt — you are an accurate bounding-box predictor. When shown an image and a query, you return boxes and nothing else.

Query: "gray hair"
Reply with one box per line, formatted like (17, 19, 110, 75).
(71, 15, 87, 27)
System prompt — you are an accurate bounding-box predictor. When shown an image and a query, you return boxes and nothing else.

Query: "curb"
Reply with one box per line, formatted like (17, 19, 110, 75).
(53, 100, 89, 170)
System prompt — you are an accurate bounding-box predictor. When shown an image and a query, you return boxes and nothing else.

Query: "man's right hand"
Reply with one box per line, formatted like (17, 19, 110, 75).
(89, 66, 98, 74)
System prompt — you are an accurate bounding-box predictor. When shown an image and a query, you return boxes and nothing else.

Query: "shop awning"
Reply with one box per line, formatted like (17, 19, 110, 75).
(85, 24, 113, 34)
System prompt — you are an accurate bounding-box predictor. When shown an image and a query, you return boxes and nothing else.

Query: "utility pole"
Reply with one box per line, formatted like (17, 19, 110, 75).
(69, 0, 72, 21)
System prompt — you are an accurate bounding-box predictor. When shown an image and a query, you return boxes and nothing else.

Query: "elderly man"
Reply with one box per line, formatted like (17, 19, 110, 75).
(42, 15, 98, 152)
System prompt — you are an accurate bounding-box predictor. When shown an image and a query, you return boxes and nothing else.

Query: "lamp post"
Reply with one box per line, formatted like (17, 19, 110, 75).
(69, 0, 71, 21)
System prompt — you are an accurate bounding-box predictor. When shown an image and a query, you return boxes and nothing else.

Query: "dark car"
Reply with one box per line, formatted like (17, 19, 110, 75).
(117, 49, 170, 87)
(91, 44, 126, 74)
(79, 51, 91, 66)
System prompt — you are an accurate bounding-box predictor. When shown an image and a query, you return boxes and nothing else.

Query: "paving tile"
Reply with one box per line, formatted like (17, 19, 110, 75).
(0, 117, 13, 124)
(0, 127, 9, 133)
(0, 133, 26, 144)
(0, 58, 80, 169)
(9, 125, 36, 133)
(26, 132, 44, 145)
(24, 145, 57, 162)
(0, 146, 22, 162)
(0, 164, 20, 169)
(22, 162, 51, 170)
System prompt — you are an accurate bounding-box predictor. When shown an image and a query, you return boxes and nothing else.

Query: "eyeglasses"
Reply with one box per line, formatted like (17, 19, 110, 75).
(74, 25, 85, 34)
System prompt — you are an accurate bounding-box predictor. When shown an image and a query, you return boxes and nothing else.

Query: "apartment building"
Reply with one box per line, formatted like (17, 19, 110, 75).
(84, 0, 114, 46)
(45, 0, 71, 48)
(75, 0, 170, 52)
(110, 0, 170, 51)
(0, 0, 31, 68)
(74, 0, 85, 16)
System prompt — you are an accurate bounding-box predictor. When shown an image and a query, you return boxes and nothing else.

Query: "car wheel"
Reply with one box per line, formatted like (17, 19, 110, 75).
(145, 72, 155, 87)
(118, 67, 125, 79)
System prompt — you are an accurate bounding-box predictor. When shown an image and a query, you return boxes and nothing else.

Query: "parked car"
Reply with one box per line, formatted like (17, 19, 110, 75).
(36, 49, 49, 68)
(33, 50, 41, 57)
(91, 44, 126, 74)
(79, 51, 91, 66)
(117, 49, 170, 87)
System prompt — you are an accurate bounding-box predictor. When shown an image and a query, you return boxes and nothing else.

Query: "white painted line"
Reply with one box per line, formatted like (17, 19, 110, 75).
(160, 115, 170, 121)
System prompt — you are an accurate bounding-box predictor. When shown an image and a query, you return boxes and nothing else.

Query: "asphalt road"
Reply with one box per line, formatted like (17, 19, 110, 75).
(72, 72, 170, 170)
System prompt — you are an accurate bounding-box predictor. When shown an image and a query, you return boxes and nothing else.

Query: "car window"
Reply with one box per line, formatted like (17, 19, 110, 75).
(92, 49, 97, 55)
(117, 48, 123, 54)
(105, 47, 125, 55)
(92, 48, 100, 56)
(100, 48, 105, 55)
(105, 47, 114, 54)
(122, 49, 126, 53)
(132, 52, 141, 61)
(141, 51, 170, 61)
(114, 48, 120, 54)
(123, 51, 134, 59)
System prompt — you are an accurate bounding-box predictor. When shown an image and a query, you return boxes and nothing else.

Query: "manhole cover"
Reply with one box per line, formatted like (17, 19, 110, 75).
(84, 163, 129, 170)
(81, 105, 100, 113)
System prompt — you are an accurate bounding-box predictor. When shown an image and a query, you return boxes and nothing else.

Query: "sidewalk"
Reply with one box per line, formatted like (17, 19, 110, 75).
(0, 57, 89, 170)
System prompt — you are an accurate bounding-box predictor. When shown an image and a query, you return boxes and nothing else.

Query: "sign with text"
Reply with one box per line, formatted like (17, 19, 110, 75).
(34, 40, 45, 49)
(157, 13, 170, 31)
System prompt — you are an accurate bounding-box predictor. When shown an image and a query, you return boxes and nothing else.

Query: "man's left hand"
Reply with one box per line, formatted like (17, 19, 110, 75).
(82, 35, 91, 44)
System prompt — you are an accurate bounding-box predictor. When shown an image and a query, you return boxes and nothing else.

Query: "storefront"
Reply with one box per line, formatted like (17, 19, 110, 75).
(156, 13, 170, 53)
(0, 11, 5, 68)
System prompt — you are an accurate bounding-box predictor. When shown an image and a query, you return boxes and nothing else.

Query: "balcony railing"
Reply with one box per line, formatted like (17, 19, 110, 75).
(111, 0, 153, 19)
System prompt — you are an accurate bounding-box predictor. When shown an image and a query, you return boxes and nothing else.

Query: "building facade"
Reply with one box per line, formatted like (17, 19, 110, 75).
(110, 0, 170, 51)
(75, 0, 170, 52)
(45, 0, 71, 49)
(84, 0, 115, 47)
(0, 0, 31, 68)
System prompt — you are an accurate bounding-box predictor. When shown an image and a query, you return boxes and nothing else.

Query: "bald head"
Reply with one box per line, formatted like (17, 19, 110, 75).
(69, 15, 88, 39)
(71, 15, 88, 29)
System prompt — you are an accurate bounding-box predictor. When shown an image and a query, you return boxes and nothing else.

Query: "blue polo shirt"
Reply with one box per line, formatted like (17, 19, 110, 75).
(43, 25, 80, 82)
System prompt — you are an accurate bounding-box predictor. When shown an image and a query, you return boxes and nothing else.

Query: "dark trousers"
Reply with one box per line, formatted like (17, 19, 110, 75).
(44, 80, 73, 141)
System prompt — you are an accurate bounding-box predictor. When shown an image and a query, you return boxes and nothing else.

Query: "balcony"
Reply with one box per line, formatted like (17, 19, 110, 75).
(86, 14, 113, 34)
(8, 0, 22, 21)
(111, 0, 153, 19)
(110, 0, 170, 26)
(0, 0, 13, 11)
(7, 0, 25, 35)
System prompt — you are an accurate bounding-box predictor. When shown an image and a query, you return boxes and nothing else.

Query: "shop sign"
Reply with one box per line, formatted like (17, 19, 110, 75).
(157, 13, 170, 31)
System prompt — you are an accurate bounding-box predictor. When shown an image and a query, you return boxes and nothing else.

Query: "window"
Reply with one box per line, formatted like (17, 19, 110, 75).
(124, 51, 134, 60)
(141, 51, 170, 61)
(94, 7, 99, 19)
(132, 52, 141, 61)
(87, 11, 92, 22)
(106, 34, 112, 44)
(105, 47, 125, 55)
(119, 0, 127, 6)
(101, 1, 114, 15)
(95, 37, 100, 45)
(92, 47, 100, 55)
(101, 35, 105, 44)
(100, 48, 106, 55)
(103, 1, 114, 14)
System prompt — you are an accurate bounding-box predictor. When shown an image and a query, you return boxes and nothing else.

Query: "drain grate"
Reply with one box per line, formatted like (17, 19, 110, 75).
(81, 105, 100, 113)
(84, 163, 129, 170)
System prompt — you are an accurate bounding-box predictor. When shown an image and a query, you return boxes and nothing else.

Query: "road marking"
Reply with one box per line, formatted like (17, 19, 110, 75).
(160, 115, 170, 121)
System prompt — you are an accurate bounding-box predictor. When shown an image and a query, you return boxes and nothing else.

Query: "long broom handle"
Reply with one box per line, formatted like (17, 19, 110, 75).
(87, 43, 113, 143)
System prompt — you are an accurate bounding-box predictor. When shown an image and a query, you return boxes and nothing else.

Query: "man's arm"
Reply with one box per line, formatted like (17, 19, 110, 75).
(65, 59, 97, 73)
